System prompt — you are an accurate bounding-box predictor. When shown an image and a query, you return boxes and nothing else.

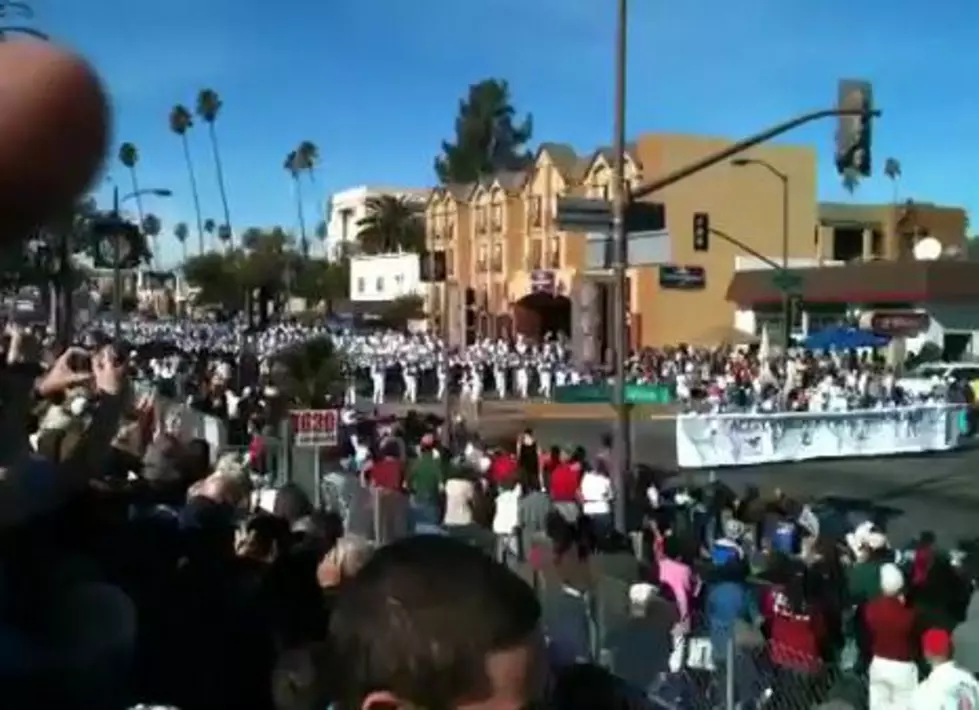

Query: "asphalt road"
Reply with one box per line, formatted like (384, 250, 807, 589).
(529, 417, 979, 548)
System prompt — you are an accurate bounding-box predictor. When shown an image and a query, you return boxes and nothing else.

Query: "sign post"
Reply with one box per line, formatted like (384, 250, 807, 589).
(289, 408, 339, 509)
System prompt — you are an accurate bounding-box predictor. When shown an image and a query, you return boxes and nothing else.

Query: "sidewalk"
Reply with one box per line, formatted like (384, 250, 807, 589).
(520, 402, 680, 420)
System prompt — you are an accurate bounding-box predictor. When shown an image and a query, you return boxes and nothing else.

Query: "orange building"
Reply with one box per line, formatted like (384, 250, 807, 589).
(422, 133, 967, 348)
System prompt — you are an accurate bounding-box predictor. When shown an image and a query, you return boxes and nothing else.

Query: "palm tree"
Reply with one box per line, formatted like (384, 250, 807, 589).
(218, 224, 232, 250)
(314, 220, 328, 256)
(884, 157, 902, 205)
(196, 88, 234, 247)
(297, 140, 319, 184)
(355, 195, 425, 254)
(174, 221, 189, 262)
(285, 149, 309, 257)
(141, 213, 162, 268)
(117, 142, 146, 226)
(169, 104, 206, 256)
(203, 218, 216, 250)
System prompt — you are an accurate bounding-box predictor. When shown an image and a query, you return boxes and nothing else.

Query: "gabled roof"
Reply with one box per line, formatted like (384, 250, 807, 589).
(468, 170, 525, 199)
(428, 182, 476, 205)
(581, 143, 642, 178)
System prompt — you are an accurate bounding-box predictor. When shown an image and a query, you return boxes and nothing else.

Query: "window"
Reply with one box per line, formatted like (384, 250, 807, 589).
(375, 276, 384, 293)
(491, 242, 503, 272)
(477, 206, 487, 233)
(356, 277, 365, 294)
(491, 282, 504, 311)
(445, 221, 454, 240)
(529, 240, 542, 270)
(602, 184, 610, 201)
(394, 274, 404, 293)
(548, 237, 561, 269)
(529, 195, 542, 228)
(446, 247, 455, 277)
(491, 203, 503, 231)
(477, 244, 488, 272)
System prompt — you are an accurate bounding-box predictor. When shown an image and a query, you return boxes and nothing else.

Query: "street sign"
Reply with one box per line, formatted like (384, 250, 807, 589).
(556, 197, 612, 231)
(585, 230, 671, 269)
(771, 270, 803, 294)
(290, 408, 339, 448)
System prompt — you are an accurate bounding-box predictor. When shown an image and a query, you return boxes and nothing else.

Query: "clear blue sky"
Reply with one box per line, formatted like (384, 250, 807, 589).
(43, 0, 976, 265)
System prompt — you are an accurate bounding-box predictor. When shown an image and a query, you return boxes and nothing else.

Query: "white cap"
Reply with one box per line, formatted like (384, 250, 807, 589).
(629, 583, 656, 606)
(880, 563, 905, 596)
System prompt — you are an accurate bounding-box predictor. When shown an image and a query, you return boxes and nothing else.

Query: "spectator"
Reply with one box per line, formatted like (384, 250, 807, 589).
(765, 567, 829, 703)
(442, 465, 477, 528)
(549, 449, 582, 523)
(579, 459, 614, 540)
(492, 473, 522, 567)
(911, 628, 979, 708)
(328, 535, 545, 710)
(517, 466, 553, 573)
(406, 434, 442, 531)
(864, 563, 918, 710)
(656, 535, 700, 673)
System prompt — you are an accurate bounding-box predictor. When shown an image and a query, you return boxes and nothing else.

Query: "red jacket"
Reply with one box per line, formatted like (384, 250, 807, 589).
(864, 596, 916, 662)
(488, 453, 518, 487)
(764, 587, 826, 672)
(370, 457, 404, 492)
(549, 462, 581, 502)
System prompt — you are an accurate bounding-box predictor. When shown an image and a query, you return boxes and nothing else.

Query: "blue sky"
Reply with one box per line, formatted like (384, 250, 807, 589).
(42, 0, 976, 266)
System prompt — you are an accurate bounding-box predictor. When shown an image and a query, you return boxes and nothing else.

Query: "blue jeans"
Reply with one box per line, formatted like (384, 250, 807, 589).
(409, 498, 441, 534)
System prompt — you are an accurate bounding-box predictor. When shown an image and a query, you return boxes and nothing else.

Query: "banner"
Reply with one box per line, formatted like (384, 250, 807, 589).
(553, 383, 674, 405)
(675, 404, 964, 468)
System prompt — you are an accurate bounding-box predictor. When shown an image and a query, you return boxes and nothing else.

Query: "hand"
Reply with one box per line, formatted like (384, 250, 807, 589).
(35, 347, 93, 397)
(92, 345, 124, 395)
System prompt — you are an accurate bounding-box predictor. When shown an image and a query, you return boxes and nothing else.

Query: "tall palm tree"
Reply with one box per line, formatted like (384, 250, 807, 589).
(168, 104, 206, 256)
(884, 157, 902, 205)
(285, 149, 309, 257)
(203, 218, 216, 250)
(196, 88, 234, 247)
(297, 140, 319, 184)
(174, 221, 189, 262)
(141, 213, 162, 268)
(218, 224, 232, 250)
(117, 142, 146, 226)
(355, 195, 425, 254)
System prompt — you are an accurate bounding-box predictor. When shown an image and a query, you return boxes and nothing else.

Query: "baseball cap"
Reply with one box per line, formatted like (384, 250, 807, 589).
(922, 628, 952, 657)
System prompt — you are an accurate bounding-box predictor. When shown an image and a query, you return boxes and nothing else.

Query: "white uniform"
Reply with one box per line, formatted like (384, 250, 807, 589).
(911, 661, 979, 709)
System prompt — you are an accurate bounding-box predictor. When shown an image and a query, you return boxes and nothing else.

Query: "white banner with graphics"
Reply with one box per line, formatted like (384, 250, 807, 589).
(675, 404, 966, 469)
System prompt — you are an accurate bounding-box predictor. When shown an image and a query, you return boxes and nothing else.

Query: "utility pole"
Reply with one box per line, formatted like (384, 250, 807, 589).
(610, 0, 630, 534)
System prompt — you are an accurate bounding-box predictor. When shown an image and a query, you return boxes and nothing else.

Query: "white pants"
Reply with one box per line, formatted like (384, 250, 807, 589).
(371, 377, 385, 404)
(869, 656, 919, 710)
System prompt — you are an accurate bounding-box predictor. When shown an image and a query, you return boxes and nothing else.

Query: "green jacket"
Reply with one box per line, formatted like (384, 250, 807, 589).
(847, 560, 882, 605)
(407, 454, 442, 504)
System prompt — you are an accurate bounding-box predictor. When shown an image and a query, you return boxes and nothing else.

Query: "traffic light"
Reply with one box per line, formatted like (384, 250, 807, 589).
(419, 250, 447, 283)
(693, 212, 710, 252)
(464, 287, 477, 345)
(835, 79, 873, 177)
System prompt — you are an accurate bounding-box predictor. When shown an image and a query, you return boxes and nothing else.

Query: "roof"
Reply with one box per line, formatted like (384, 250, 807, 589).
(726, 260, 979, 305)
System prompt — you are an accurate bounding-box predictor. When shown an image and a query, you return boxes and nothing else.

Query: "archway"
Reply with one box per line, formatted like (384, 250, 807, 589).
(513, 292, 571, 340)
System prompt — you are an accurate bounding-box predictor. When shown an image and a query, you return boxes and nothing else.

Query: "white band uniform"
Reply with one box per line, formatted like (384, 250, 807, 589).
(675, 404, 967, 469)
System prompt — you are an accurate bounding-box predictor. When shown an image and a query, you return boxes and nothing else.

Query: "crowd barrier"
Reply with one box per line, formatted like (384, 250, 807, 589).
(676, 403, 966, 468)
(554, 382, 675, 405)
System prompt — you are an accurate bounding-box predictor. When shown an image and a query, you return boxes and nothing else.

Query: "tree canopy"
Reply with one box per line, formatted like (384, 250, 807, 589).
(182, 226, 348, 310)
(434, 79, 533, 184)
(355, 195, 425, 254)
(272, 337, 344, 406)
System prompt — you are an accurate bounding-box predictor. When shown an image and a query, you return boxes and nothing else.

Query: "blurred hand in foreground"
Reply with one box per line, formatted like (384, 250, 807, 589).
(35, 347, 92, 397)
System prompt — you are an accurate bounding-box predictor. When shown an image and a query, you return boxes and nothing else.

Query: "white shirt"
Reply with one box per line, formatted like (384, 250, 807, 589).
(443, 478, 475, 526)
(579, 471, 613, 516)
(492, 485, 522, 534)
(911, 661, 979, 709)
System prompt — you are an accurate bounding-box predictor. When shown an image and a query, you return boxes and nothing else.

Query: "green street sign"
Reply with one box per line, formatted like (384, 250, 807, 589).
(772, 269, 803, 294)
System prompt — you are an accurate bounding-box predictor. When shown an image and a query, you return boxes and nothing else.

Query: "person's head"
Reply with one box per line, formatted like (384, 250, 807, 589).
(328, 535, 545, 710)
(273, 483, 313, 527)
(235, 511, 292, 563)
(317, 534, 374, 589)
(921, 628, 954, 668)
(180, 437, 212, 484)
(880, 562, 905, 599)
(628, 582, 658, 618)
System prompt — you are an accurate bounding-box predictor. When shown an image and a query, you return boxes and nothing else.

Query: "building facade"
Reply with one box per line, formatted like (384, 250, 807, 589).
(422, 133, 969, 348)
(349, 253, 423, 302)
(326, 185, 430, 259)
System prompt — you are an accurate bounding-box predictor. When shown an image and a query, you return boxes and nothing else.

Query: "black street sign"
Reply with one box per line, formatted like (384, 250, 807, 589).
(556, 197, 612, 231)
(626, 202, 666, 232)
(659, 265, 706, 290)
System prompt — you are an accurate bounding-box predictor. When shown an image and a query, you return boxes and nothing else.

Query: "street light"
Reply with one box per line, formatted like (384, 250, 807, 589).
(109, 185, 172, 338)
(731, 157, 792, 349)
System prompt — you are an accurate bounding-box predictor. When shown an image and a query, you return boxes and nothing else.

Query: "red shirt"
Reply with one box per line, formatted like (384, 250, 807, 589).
(764, 588, 826, 672)
(864, 596, 916, 661)
(549, 462, 581, 502)
(489, 453, 518, 487)
(370, 457, 404, 492)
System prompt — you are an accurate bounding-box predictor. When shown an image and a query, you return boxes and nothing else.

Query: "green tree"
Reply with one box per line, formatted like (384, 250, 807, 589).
(183, 250, 243, 309)
(355, 195, 425, 254)
(285, 148, 310, 257)
(141, 213, 162, 267)
(196, 88, 234, 247)
(273, 337, 344, 406)
(203, 217, 216, 249)
(173, 221, 189, 262)
(117, 142, 146, 225)
(297, 140, 319, 184)
(293, 257, 348, 309)
(169, 104, 206, 255)
(434, 79, 533, 184)
(314, 220, 328, 254)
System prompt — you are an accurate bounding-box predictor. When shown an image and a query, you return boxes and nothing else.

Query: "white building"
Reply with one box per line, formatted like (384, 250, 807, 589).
(325, 185, 430, 258)
(349, 253, 423, 302)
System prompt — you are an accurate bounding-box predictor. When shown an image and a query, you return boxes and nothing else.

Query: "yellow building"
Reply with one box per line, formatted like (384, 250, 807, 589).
(423, 133, 966, 348)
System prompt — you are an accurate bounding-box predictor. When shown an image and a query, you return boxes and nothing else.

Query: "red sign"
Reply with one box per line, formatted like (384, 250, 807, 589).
(290, 409, 339, 448)
(865, 310, 930, 337)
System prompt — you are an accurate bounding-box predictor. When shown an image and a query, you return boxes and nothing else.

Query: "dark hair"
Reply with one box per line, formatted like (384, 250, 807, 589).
(273, 483, 314, 526)
(545, 511, 595, 560)
(241, 511, 292, 559)
(329, 535, 541, 710)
